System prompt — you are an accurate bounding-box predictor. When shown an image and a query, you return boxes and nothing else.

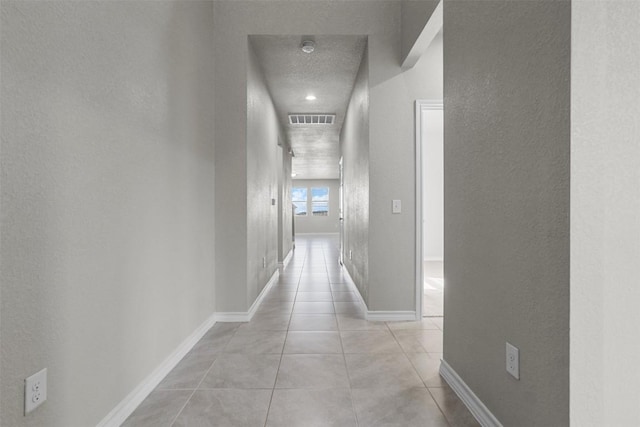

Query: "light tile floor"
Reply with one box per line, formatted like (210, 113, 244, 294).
(122, 234, 480, 427)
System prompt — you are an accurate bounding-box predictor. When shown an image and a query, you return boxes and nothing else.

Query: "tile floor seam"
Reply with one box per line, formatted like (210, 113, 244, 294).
(169, 322, 243, 426)
(327, 246, 362, 427)
(169, 388, 198, 427)
(264, 261, 299, 427)
(388, 316, 456, 425)
(263, 332, 286, 427)
(337, 317, 362, 427)
(390, 322, 431, 390)
(426, 387, 455, 427)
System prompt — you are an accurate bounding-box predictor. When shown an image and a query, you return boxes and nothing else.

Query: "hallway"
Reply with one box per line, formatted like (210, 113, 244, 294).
(122, 235, 478, 426)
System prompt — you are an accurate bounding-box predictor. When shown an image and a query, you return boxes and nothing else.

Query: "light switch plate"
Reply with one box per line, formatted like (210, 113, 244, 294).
(392, 200, 401, 214)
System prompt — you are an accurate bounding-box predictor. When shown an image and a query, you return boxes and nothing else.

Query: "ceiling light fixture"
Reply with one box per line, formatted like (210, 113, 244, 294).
(301, 40, 316, 53)
(305, 95, 316, 101)
(291, 172, 297, 178)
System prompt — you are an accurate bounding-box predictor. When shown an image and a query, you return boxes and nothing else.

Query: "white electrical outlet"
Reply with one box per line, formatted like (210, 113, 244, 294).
(25, 368, 47, 414)
(392, 199, 402, 214)
(506, 342, 520, 380)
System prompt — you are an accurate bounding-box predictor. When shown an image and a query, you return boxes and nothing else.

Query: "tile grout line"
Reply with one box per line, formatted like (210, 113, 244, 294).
(169, 388, 198, 427)
(326, 244, 361, 427)
(263, 245, 306, 427)
(426, 387, 455, 427)
(387, 312, 454, 426)
(337, 312, 361, 427)
(169, 323, 243, 426)
(331, 236, 447, 424)
(173, 243, 308, 427)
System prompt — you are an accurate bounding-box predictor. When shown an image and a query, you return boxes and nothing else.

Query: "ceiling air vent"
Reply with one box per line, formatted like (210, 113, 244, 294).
(288, 114, 336, 125)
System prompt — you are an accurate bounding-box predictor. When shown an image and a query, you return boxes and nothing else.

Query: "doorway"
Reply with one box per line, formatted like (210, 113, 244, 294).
(339, 157, 344, 265)
(416, 100, 444, 318)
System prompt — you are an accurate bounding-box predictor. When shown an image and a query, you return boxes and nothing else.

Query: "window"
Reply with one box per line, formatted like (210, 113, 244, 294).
(291, 186, 330, 217)
(292, 187, 307, 216)
(311, 187, 329, 216)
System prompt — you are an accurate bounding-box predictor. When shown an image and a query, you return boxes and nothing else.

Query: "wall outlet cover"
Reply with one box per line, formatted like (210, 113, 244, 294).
(506, 342, 520, 380)
(25, 368, 47, 414)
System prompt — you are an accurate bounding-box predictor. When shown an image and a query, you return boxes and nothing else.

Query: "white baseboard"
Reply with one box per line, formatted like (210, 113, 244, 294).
(279, 249, 293, 269)
(439, 359, 503, 427)
(247, 269, 279, 320)
(216, 269, 280, 322)
(339, 265, 367, 310)
(340, 265, 358, 291)
(341, 265, 418, 322)
(96, 313, 217, 427)
(366, 311, 418, 321)
(295, 232, 340, 235)
(214, 311, 252, 322)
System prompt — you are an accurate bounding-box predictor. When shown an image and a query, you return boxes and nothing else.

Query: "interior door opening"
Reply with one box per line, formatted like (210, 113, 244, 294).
(416, 100, 444, 318)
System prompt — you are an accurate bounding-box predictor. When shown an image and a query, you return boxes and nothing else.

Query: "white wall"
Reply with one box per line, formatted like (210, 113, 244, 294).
(367, 19, 443, 311)
(293, 179, 340, 234)
(212, 3, 246, 313)
(246, 38, 281, 302)
(0, 1, 215, 425)
(443, 1, 570, 424)
(340, 44, 370, 301)
(422, 106, 444, 261)
(571, 2, 640, 425)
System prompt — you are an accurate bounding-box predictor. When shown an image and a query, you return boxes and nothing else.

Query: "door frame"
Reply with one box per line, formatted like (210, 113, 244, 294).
(415, 99, 444, 319)
(338, 157, 344, 265)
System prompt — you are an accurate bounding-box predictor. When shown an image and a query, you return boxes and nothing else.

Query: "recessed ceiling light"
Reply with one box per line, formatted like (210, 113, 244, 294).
(305, 95, 316, 101)
(291, 172, 297, 177)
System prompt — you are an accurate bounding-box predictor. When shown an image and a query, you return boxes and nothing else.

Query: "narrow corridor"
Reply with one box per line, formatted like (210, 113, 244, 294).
(123, 235, 479, 426)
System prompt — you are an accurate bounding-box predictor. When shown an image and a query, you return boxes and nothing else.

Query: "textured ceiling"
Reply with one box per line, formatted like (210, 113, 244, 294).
(250, 35, 367, 180)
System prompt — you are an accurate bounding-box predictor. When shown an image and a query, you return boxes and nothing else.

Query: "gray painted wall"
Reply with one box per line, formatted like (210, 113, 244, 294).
(0, 1, 215, 425)
(247, 38, 281, 303)
(213, 4, 247, 312)
(443, 1, 570, 425)
(571, 2, 640, 425)
(293, 179, 340, 234)
(341, 47, 370, 301)
(367, 21, 443, 312)
(278, 145, 294, 263)
(401, 0, 439, 63)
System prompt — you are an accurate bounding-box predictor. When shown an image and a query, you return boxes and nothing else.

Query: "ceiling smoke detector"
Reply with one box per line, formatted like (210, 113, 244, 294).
(301, 40, 316, 53)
